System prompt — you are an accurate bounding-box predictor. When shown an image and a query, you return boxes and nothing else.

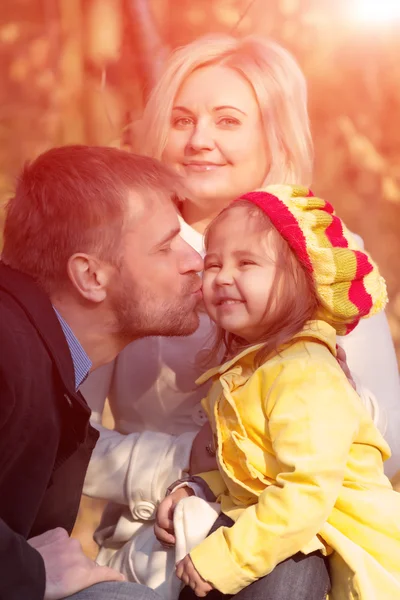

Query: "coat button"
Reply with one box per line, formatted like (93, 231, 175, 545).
(191, 404, 208, 427)
(132, 501, 157, 520)
(64, 393, 73, 407)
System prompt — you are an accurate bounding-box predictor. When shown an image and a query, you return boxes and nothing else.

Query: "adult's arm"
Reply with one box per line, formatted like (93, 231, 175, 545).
(339, 312, 400, 477)
(0, 339, 46, 599)
(0, 519, 45, 600)
(0, 346, 122, 600)
(338, 233, 400, 477)
(81, 362, 197, 515)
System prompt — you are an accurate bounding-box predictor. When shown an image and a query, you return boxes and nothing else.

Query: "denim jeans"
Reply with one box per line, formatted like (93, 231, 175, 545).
(179, 514, 330, 600)
(64, 582, 164, 600)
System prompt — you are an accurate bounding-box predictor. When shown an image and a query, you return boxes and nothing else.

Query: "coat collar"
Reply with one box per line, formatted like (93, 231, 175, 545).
(196, 320, 337, 385)
(0, 262, 77, 395)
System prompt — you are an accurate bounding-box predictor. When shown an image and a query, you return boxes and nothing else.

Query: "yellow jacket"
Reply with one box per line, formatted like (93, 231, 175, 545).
(190, 321, 400, 599)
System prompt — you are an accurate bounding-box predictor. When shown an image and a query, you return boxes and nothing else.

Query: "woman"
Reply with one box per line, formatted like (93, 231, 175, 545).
(81, 34, 400, 599)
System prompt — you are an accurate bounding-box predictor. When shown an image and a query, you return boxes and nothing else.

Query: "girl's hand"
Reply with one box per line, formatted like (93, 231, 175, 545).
(336, 345, 356, 390)
(176, 554, 213, 597)
(154, 487, 193, 547)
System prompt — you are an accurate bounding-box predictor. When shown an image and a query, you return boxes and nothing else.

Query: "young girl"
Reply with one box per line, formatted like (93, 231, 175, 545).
(156, 185, 400, 600)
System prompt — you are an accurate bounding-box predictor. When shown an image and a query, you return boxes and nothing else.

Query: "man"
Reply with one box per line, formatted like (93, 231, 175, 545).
(0, 145, 203, 600)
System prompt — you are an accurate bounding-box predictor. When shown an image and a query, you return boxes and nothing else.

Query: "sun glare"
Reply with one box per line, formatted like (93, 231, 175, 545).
(351, 0, 400, 24)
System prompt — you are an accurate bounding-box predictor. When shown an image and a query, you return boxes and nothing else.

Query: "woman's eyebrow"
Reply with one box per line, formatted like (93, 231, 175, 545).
(172, 106, 193, 114)
(172, 105, 247, 116)
(213, 105, 247, 115)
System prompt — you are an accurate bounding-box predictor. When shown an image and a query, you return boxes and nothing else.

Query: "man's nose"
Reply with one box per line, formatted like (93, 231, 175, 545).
(178, 238, 204, 273)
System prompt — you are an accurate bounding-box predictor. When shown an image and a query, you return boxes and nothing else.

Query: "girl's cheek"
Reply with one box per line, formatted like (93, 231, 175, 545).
(201, 280, 211, 304)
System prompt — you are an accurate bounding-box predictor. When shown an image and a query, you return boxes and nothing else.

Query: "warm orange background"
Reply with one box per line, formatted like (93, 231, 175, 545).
(1, 0, 399, 557)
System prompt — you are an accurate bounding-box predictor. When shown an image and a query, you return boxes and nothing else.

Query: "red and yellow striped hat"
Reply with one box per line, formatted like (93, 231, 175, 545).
(238, 184, 388, 335)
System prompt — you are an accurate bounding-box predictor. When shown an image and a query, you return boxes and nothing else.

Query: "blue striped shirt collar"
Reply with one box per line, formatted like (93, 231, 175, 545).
(53, 308, 92, 390)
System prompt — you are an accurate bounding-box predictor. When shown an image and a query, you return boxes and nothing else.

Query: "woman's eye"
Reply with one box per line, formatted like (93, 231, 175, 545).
(172, 117, 194, 128)
(218, 117, 241, 127)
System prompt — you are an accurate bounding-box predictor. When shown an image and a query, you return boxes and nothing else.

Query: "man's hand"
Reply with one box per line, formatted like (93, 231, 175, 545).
(189, 422, 217, 475)
(176, 554, 213, 597)
(28, 528, 125, 600)
(155, 487, 194, 547)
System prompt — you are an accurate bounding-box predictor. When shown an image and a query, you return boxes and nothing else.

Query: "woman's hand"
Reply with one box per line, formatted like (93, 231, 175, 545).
(189, 422, 217, 475)
(154, 487, 193, 547)
(336, 345, 356, 390)
(176, 554, 213, 597)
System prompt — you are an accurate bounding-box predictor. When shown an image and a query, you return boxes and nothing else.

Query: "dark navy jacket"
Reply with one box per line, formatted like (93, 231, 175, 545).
(0, 262, 99, 600)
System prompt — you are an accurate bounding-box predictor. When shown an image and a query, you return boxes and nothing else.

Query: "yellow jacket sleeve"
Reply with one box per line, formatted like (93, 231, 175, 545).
(198, 398, 229, 498)
(196, 470, 229, 500)
(190, 359, 360, 594)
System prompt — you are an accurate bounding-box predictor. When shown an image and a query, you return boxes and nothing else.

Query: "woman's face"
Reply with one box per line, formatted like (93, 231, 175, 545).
(162, 65, 269, 213)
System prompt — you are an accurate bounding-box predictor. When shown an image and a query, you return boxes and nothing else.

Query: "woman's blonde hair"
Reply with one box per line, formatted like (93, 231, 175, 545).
(137, 34, 313, 186)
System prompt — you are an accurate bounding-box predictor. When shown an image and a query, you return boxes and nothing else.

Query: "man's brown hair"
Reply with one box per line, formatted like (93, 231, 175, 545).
(2, 145, 183, 291)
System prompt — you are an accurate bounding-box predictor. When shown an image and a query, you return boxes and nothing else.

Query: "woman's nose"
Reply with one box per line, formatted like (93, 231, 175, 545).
(187, 122, 215, 152)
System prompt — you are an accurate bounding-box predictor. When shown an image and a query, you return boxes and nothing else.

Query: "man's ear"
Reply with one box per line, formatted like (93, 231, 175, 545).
(67, 253, 112, 303)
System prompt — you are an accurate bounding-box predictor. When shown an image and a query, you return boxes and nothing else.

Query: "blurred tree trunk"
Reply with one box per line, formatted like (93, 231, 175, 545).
(126, 0, 169, 100)
(58, 0, 86, 143)
(84, 0, 124, 144)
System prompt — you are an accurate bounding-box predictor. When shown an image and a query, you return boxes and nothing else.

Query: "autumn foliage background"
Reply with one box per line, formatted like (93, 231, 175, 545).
(1, 0, 399, 557)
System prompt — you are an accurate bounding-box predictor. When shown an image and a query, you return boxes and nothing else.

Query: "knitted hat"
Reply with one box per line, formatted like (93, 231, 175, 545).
(237, 184, 388, 335)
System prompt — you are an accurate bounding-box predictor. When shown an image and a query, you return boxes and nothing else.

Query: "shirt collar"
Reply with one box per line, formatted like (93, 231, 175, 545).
(177, 214, 205, 256)
(53, 308, 92, 390)
(196, 320, 337, 386)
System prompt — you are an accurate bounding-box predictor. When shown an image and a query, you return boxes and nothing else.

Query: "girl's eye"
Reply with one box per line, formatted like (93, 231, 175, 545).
(172, 117, 194, 128)
(239, 260, 256, 267)
(204, 263, 221, 271)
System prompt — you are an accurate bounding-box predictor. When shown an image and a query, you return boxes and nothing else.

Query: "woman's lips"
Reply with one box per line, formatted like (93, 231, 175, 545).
(183, 163, 225, 172)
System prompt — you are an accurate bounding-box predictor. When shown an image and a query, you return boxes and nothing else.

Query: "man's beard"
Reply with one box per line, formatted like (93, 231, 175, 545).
(109, 272, 200, 342)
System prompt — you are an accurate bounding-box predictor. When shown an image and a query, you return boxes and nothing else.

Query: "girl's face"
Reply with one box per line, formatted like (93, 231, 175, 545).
(203, 207, 277, 343)
(162, 65, 269, 214)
